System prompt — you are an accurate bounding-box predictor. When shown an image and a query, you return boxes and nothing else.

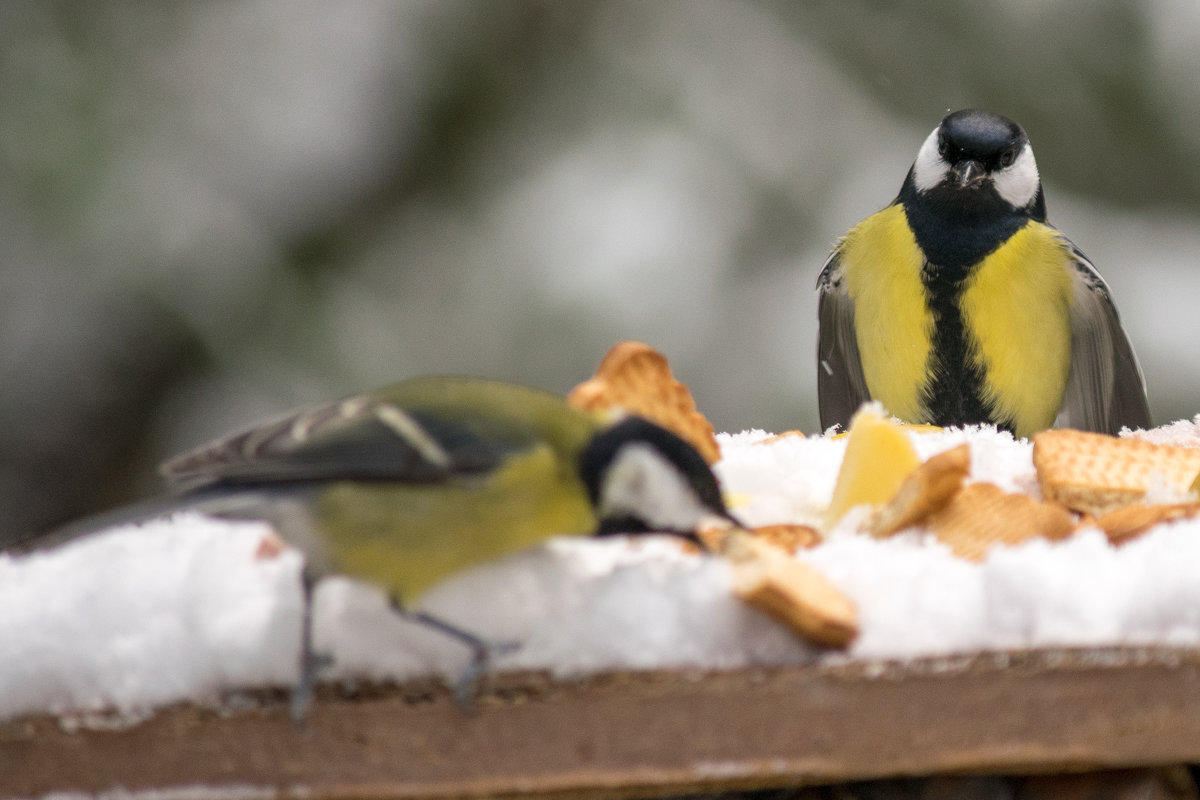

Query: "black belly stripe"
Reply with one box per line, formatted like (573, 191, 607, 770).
(919, 263, 1005, 431)
(899, 181, 1032, 434)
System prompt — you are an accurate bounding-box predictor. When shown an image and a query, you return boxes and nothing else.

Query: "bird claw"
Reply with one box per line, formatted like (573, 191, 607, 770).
(289, 646, 335, 725)
(450, 637, 523, 712)
(388, 600, 524, 711)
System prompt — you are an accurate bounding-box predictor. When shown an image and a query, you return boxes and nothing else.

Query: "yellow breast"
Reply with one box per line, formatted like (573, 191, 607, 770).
(959, 222, 1074, 438)
(839, 204, 934, 423)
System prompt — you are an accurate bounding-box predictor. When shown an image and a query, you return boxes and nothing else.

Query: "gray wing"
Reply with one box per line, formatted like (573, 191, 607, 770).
(12, 383, 527, 557)
(1054, 243, 1151, 434)
(161, 392, 510, 491)
(817, 250, 871, 432)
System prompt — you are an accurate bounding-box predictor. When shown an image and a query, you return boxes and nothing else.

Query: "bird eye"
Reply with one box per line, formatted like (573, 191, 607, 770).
(999, 148, 1017, 168)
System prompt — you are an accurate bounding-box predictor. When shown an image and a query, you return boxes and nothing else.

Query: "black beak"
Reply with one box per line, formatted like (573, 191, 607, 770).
(951, 159, 986, 188)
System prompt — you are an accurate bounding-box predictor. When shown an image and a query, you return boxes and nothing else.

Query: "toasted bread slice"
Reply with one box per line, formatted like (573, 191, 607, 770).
(869, 444, 971, 537)
(568, 341, 720, 464)
(1034, 430, 1200, 516)
(927, 483, 1076, 561)
(719, 530, 857, 648)
(1091, 502, 1200, 545)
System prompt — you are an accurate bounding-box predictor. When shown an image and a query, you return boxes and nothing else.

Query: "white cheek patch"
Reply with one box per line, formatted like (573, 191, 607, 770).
(911, 126, 948, 193)
(599, 444, 708, 532)
(992, 142, 1040, 209)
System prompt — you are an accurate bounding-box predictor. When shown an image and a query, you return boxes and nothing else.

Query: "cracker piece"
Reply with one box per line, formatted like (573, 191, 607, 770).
(926, 483, 1076, 562)
(755, 430, 806, 446)
(568, 341, 720, 464)
(868, 444, 971, 537)
(697, 523, 822, 554)
(1034, 430, 1200, 516)
(718, 530, 857, 648)
(1092, 502, 1200, 545)
(748, 523, 823, 552)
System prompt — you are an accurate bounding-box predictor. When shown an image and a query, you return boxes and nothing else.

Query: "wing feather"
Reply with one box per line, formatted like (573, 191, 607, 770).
(159, 379, 555, 490)
(817, 251, 871, 432)
(1055, 244, 1151, 434)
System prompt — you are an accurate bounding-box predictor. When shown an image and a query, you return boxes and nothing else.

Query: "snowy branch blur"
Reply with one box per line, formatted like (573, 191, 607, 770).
(3, 0, 1199, 541)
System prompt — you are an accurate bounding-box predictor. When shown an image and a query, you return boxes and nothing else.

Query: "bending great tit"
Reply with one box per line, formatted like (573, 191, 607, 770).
(817, 109, 1150, 438)
(19, 376, 738, 716)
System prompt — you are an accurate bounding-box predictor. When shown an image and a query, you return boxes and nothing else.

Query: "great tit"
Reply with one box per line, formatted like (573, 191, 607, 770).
(817, 109, 1150, 438)
(20, 376, 738, 716)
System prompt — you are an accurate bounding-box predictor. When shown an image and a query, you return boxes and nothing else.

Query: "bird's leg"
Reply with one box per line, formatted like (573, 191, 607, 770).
(290, 569, 334, 724)
(387, 596, 520, 709)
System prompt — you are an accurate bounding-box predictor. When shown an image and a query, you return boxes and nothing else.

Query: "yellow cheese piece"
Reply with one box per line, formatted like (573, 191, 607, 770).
(825, 406, 921, 529)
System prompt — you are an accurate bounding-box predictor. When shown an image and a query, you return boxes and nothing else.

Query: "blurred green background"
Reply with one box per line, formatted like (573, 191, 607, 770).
(3, 0, 1198, 539)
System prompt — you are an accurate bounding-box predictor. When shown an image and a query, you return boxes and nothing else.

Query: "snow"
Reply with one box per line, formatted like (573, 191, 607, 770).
(0, 520, 300, 720)
(1131, 414, 1200, 448)
(4, 422, 1200, 722)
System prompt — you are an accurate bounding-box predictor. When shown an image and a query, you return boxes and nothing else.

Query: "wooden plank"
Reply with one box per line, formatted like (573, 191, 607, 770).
(3, 648, 1200, 800)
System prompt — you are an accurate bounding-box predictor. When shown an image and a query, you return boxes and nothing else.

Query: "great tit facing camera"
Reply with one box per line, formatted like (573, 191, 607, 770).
(817, 109, 1150, 438)
(22, 376, 738, 717)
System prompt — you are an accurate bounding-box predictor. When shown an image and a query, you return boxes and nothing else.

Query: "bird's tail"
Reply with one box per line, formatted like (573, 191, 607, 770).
(2, 485, 292, 557)
(2, 494, 204, 556)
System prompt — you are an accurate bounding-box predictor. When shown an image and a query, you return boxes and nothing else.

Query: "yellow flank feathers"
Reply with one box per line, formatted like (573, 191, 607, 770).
(315, 444, 595, 603)
(839, 204, 933, 424)
(959, 222, 1073, 438)
(825, 406, 922, 529)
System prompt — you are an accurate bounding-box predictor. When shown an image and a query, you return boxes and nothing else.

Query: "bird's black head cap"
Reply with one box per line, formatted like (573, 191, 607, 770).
(579, 415, 736, 537)
(937, 109, 1029, 172)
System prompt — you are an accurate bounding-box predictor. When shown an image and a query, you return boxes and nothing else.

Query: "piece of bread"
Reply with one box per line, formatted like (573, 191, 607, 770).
(926, 483, 1076, 562)
(1034, 430, 1200, 516)
(868, 444, 971, 537)
(746, 523, 823, 552)
(568, 341, 721, 464)
(719, 530, 857, 648)
(754, 430, 806, 446)
(1091, 502, 1200, 546)
(697, 523, 822, 557)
